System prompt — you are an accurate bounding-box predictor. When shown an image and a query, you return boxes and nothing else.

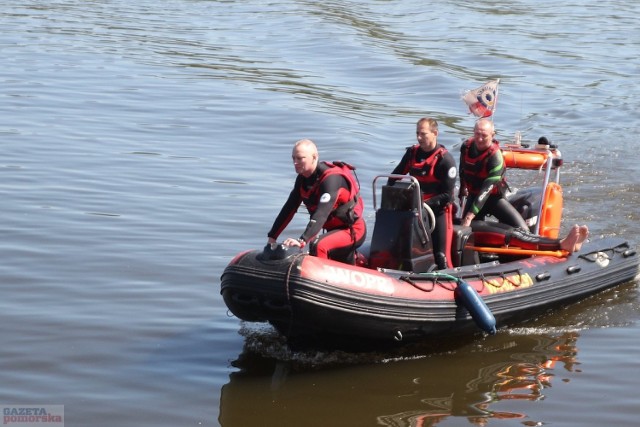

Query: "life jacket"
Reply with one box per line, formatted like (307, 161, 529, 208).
(405, 144, 448, 201)
(460, 138, 505, 196)
(299, 161, 363, 230)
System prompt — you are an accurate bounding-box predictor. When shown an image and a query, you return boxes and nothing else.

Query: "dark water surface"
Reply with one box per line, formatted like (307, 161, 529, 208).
(1, 1, 639, 426)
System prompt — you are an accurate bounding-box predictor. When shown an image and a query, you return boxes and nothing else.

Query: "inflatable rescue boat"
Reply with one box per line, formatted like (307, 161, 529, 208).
(221, 138, 639, 349)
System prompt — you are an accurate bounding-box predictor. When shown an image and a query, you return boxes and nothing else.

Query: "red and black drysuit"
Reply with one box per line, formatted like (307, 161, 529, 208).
(471, 220, 566, 251)
(389, 144, 456, 269)
(459, 138, 528, 229)
(267, 161, 366, 264)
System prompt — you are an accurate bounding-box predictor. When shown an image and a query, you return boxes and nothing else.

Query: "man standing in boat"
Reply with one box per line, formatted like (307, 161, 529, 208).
(459, 118, 529, 229)
(388, 117, 457, 270)
(267, 139, 367, 264)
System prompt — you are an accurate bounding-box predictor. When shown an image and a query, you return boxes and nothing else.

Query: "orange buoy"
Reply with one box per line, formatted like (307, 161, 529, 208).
(538, 182, 563, 238)
(501, 147, 555, 169)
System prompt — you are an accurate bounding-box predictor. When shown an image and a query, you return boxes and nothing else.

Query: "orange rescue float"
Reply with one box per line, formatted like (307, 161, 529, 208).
(539, 181, 563, 238)
(501, 146, 558, 169)
(501, 144, 564, 238)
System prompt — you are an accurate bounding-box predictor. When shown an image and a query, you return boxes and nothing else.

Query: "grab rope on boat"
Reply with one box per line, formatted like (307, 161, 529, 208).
(403, 272, 497, 335)
(579, 243, 632, 263)
(401, 269, 528, 293)
(464, 269, 528, 291)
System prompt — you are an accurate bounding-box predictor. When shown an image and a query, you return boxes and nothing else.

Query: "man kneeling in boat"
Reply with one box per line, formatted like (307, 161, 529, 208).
(267, 139, 367, 264)
(472, 221, 589, 254)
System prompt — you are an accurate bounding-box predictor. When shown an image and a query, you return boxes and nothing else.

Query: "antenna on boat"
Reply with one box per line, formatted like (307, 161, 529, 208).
(514, 130, 522, 147)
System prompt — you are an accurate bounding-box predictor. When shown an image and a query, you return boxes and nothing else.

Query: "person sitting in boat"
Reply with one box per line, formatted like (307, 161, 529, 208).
(387, 117, 457, 270)
(473, 221, 589, 253)
(267, 139, 367, 264)
(459, 118, 528, 229)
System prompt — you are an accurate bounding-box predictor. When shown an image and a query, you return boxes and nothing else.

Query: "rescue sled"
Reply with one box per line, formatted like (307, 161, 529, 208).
(220, 138, 639, 349)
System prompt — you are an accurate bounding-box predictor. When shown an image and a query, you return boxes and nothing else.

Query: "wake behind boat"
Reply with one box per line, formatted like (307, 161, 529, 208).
(220, 138, 639, 350)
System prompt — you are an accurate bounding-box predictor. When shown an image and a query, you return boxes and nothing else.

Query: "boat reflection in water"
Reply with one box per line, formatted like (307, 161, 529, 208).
(377, 333, 579, 426)
(219, 280, 639, 426)
(219, 328, 582, 426)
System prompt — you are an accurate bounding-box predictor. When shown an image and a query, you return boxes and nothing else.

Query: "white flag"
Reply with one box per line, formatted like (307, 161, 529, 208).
(463, 79, 499, 117)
